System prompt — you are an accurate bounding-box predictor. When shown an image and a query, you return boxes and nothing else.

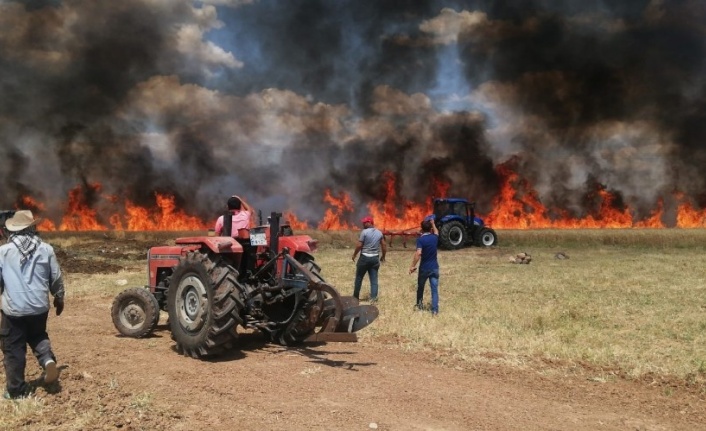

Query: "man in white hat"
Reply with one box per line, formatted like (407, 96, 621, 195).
(0, 210, 65, 399)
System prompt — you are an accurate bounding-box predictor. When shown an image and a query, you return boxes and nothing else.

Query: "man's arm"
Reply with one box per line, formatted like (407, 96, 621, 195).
(49, 251, 65, 316)
(409, 248, 422, 274)
(380, 235, 387, 262)
(233, 195, 252, 213)
(432, 219, 439, 235)
(352, 241, 363, 262)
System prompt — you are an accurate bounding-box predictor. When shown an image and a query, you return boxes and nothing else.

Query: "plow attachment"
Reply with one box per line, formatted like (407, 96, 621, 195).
(283, 253, 379, 342)
(381, 228, 421, 248)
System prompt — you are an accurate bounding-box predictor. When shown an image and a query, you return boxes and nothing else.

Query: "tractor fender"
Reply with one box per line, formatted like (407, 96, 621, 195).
(147, 240, 244, 288)
(175, 236, 244, 254)
(278, 235, 318, 254)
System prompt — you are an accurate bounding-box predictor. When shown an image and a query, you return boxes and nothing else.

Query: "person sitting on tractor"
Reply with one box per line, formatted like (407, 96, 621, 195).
(214, 195, 252, 237)
(215, 195, 254, 278)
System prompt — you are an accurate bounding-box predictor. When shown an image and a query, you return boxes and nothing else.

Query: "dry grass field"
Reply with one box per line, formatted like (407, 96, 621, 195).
(309, 228, 706, 384)
(1, 228, 705, 430)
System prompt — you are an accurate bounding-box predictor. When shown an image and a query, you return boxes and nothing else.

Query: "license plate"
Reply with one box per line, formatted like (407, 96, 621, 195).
(250, 232, 267, 246)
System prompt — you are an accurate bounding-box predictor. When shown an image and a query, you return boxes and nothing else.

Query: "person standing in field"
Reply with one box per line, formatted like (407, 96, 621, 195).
(0, 210, 65, 399)
(352, 216, 386, 302)
(409, 217, 440, 315)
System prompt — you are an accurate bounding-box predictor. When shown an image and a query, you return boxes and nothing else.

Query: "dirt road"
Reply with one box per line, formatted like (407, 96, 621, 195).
(2, 294, 703, 431)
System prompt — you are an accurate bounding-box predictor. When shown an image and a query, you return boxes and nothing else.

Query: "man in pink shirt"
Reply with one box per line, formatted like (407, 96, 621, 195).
(214, 195, 253, 236)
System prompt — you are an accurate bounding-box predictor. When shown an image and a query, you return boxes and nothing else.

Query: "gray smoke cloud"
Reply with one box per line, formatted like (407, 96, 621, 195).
(0, 0, 704, 227)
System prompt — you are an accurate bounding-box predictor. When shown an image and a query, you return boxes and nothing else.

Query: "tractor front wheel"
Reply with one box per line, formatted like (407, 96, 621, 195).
(167, 251, 244, 358)
(111, 287, 160, 338)
(475, 227, 498, 247)
(439, 221, 466, 250)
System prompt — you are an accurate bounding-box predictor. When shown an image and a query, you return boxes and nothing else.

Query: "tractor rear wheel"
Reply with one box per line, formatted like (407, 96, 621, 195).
(111, 287, 160, 338)
(272, 290, 321, 346)
(270, 255, 324, 346)
(167, 251, 245, 358)
(439, 221, 466, 250)
(474, 227, 498, 247)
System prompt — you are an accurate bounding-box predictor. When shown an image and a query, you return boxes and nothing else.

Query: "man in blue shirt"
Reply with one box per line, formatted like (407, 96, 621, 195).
(0, 210, 65, 399)
(351, 216, 386, 302)
(409, 218, 439, 315)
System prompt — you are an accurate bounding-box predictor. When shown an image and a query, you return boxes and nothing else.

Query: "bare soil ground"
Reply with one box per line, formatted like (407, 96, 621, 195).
(2, 235, 705, 430)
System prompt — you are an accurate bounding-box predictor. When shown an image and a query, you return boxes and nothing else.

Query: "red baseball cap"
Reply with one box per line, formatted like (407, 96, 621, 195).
(360, 216, 374, 224)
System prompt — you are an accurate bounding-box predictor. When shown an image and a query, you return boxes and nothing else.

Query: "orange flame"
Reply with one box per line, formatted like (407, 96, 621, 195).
(317, 189, 354, 230)
(312, 165, 706, 230)
(13, 165, 706, 233)
(484, 163, 669, 229)
(675, 193, 706, 227)
(366, 172, 450, 230)
(59, 184, 107, 231)
(17, 195, 57, 231)
(283, 211, 309, 230)
(19, 184, 210, 232)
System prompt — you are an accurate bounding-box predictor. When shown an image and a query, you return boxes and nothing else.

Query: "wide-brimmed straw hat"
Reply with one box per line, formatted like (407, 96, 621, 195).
(5, 210, 42, 232)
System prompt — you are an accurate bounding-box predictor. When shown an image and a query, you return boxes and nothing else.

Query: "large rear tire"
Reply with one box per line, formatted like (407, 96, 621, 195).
(167, 251, 244, 358)
(272, 290, 321, 346)
(269, 255, 324, 346)
(439, 221, 466, 250)
(111, 287, 160, 338)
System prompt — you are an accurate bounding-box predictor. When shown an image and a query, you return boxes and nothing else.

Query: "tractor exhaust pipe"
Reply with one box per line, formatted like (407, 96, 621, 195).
(222, 211, 233, 237)
(269, 212, 281, 255)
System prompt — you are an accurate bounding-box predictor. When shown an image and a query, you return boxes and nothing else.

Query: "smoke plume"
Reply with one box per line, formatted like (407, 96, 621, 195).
(1, 0, 704, 226)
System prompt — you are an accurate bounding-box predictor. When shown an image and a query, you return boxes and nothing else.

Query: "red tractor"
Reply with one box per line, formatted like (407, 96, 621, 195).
(111, 212, 378, 358)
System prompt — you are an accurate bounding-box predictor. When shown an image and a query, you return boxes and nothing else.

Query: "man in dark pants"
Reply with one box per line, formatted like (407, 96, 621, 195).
(0, 210, 65, 399)
(409, 218, 440, 315)
(352, 216, 386, 302)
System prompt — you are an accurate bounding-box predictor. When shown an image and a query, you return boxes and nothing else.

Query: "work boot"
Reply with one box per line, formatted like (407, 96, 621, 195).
(43, 359, 58, 384)
(3, 384, 34, 400)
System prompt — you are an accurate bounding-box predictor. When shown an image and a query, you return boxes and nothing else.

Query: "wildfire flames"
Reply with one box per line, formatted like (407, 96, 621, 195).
(21, 183, 210, 232)
(13, 166, 706, 232)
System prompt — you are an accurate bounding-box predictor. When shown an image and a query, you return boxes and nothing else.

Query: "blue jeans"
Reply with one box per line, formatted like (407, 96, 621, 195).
(353, 255, 380, 300)
(417, 269, 439, 313)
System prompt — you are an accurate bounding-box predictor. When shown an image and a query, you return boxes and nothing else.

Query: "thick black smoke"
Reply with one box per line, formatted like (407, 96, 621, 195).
(0, 0, 704, 226)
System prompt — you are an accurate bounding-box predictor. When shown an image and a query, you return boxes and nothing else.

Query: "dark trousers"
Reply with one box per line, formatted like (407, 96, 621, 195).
(1, 311, 55, 397)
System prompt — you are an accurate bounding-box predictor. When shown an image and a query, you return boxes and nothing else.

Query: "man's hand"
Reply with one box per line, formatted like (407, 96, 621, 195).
(54, 297, 64, 316)
(409, 266, 417, 274)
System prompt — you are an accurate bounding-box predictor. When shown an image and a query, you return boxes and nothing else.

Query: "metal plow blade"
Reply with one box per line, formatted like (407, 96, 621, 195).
(305, 290, 380, 343)
(284, 253, 379, 343)
(337, 304, 379, 333)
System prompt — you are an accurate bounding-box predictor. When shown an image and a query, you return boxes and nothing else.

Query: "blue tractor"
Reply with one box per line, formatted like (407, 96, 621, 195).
(429, 198, 498, 249)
